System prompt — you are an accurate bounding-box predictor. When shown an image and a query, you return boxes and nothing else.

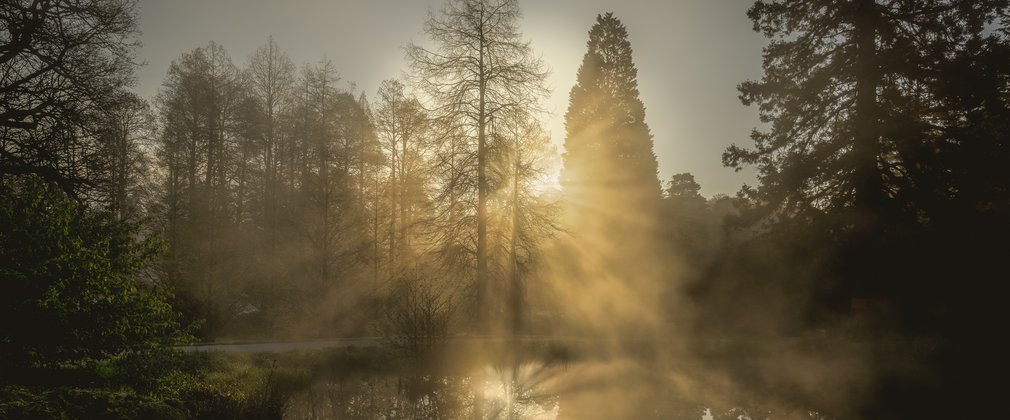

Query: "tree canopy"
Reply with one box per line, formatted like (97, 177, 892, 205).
(725, 0, 1010, 231)
(0, 0, 141, 198)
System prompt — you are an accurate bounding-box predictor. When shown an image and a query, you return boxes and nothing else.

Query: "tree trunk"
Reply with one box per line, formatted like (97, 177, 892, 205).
(852, 0, 882, 222)
(476, 4, 489, 330)
(509, 142, 522, 336)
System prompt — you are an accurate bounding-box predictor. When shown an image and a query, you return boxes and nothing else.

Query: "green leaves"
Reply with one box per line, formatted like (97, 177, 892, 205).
(0, 176, 181, 380)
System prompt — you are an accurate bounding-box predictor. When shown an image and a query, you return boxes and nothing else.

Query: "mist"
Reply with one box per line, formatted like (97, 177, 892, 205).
(3, 0, 1008, 419)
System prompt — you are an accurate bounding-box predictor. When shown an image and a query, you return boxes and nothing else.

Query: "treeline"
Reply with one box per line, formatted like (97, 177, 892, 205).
(144, 2, 557, 339)
(153, 40, 381, 338)
(1, 0, 559, 415)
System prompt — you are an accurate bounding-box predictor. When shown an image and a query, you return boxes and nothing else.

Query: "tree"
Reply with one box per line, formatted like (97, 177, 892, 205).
(724, 0, 1010, 301)
(96, 91, 157, 222)
(407, 0, 548, 326)
(352, 92, 388, 285)
(662, 173, 707, 249)
(665, 173, 703, 203)
(264, 58, 379, 334)
(0, 176, 180, 380)
(155, 42, 247, 338)
(153, 40, 385, 338)
(0, 0, 141, 198)
(721, 5, 1010, 415)
(375, 79, 431, 278)
(492, 109, 558, 333)
(560, 12, 662, 234)
(246, 37, 295, 231)
(554, 13, 666, 336)
(726, 0, 1007, 229)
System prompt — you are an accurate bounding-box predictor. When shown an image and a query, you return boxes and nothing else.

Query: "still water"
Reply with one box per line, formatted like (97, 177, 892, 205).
(283, 354, 834, 420)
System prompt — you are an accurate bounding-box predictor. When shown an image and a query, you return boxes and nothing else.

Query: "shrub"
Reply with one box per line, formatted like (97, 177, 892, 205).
(0, 176, 183, 383)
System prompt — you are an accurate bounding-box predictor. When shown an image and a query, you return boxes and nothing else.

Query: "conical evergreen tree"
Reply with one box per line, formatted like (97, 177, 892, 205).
(555, 13, 667, 336)
(561, 13, 662, 233)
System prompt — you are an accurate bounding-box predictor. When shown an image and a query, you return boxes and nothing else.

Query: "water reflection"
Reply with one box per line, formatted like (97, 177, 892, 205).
(287, 362, 560, 419)
(285, 355, 832, 420)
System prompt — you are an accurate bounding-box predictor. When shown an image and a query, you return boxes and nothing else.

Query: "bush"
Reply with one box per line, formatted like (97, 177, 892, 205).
(377, 273, 456, 363)
(0, 386, 184, 420)
(160, 352, 309, 420)
(0, 176, 183, 382)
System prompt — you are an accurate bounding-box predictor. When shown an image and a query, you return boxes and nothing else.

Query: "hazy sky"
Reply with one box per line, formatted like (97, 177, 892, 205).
(135, 0, 766, 197)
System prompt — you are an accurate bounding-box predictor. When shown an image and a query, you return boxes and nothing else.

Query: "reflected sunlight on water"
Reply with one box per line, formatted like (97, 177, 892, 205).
(284, 355, 832, 420)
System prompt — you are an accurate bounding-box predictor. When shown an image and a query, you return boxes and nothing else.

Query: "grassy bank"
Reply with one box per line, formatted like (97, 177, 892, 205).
(0, 346, 391, 420)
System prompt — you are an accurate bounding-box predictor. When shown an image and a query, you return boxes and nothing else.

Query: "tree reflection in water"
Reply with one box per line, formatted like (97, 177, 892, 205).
(284, 353, 833, 420)
(286, 361, 560, 419)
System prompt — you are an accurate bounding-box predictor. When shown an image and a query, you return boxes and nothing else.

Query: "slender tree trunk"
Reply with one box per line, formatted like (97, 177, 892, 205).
(400, 135, 408, 254)
(389, 131, 398, 279)
(847, 0, 886, 301)
(373, 172, 381, 285)
(321, 154, 330, 285)
(264, 93, 279, 331)
(237, 147, 248, 222)
(509, 143, 522, 336)
(319, 88, 331, 287)
(167, 149, 181, 285)
(852, 0, 882, 221)
(476, 8, 489, 329)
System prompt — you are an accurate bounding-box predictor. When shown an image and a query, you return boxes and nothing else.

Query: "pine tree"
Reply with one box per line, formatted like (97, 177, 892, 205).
(725, 0, 1008, 231)
(724, 0, 1010, 302)
(560, 13, 662, 233)
(722, 5, 1010, 414)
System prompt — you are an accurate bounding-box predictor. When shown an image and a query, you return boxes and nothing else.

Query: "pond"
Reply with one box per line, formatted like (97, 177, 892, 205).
(282, 343, 837, 420)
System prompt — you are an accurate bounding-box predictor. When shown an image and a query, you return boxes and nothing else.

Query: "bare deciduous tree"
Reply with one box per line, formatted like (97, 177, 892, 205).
(1, 0, 141, 198)
(407, 0, 548, 327)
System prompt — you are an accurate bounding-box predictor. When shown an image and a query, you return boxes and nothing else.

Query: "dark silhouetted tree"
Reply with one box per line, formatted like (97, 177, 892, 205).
(726, 0, 1008, 232)
(155, 42, 248, 338)
(719, 3, 1010, 416)
(725, 0, 1010, 302)
(665, 173, 703, 204)
(662, 173, 709, 258)
(0, 0, 141, 198)
(96, 91, 156, 222)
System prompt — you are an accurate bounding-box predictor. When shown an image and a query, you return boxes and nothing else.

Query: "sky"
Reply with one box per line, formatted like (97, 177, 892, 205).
(134, 0, 767, 197)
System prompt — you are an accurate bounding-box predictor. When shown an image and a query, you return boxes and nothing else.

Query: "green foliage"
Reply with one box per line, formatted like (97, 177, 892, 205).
(0, 176, 182, 380)
(0, 385, 184, 420)
(160, 351, 332, 420)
